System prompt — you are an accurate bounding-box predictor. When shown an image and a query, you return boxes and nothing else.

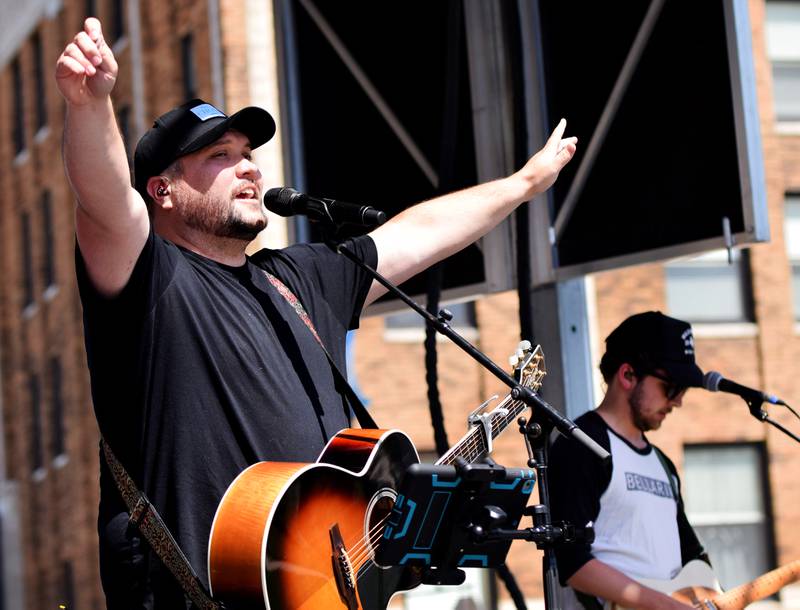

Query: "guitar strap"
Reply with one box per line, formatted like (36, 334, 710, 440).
(100, 267, 377, 609)
(102, 266, 379, 607)
(263, 269, 378, 430)
(653, 446, 680, 503)
(100, 438, 223, 610)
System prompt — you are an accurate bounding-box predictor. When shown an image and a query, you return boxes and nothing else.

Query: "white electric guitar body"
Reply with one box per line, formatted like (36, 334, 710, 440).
(605, 558, 800, 610)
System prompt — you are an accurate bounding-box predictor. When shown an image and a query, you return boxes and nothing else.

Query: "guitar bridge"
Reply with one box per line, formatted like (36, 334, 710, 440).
(329, 523, 359, 610)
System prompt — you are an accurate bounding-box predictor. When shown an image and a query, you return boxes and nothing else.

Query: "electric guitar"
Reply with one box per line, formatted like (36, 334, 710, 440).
(605, 558, 800, 609)
(207, 341, 545, 610)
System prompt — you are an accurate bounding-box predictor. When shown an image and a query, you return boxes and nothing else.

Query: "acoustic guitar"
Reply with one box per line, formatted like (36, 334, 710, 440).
(605, 558, 800, 609)
(207, 342, 545, 610)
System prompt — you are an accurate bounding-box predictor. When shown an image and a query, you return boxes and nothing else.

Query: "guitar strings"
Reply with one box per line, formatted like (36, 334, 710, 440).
(343, 367, 544, 577)
(344, 429, 487, 562)
(347, 424, 496, 568)
(346, 396, 533, 568)
(345, 406, 510, 555)
(345, 430, 490, 569)
(345, 427, 495, 570)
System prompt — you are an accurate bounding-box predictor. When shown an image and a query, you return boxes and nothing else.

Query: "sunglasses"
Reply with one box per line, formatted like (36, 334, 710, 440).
(636, 369, 687, 401)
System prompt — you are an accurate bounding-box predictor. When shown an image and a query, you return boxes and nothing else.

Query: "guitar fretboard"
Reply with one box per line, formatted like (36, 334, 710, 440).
(712, 559, 800, 610)
(433, 346, 544, 467)
(435, 378, 543, 466)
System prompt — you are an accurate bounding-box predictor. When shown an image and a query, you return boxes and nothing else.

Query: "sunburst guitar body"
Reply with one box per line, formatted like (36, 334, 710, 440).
(208, 342, 545, 609)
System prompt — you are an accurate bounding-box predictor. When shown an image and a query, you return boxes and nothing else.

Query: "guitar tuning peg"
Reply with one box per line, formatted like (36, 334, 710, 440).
(517, 340, 532, 352)
(509, 355, 519, 367)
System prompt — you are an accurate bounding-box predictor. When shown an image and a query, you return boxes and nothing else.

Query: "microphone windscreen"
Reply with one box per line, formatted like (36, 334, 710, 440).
(702, 371, 723, 392)
(263, 187, 297, 217)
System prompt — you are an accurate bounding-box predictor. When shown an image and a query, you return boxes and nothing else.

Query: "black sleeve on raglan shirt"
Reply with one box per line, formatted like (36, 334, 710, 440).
(655, 447, 711, 568)
(548, 411, 613, 585)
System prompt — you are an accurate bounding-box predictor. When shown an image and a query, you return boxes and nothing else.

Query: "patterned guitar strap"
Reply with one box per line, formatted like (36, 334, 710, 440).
(263, 269, 378, 430)
(101, 439, 222, 610)
(101, 267, 378, 609)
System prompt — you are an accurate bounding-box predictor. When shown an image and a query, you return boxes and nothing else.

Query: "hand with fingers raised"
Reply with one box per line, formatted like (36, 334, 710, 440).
(517, 118, 578, 197)
(55, 17, 118, 106)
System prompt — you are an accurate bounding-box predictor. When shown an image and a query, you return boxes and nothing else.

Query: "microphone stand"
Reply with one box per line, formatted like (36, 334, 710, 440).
(336, 243, 608, 460)
(333, 240, 610, 610)
(743, 398, 800, 444)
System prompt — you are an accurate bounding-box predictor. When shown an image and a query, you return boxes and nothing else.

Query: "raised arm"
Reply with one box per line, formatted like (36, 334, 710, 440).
(56, 17, 150, 297)
(364, 119, 577, 305)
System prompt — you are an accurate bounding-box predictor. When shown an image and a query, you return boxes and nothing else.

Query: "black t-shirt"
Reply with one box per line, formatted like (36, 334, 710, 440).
(548, 411, 706, 587)
(76, 231, 377, 608)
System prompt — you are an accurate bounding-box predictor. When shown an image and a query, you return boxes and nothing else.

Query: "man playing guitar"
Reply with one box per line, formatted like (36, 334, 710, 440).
(549, 312, 711, 610)
(55, 17, 577, 609)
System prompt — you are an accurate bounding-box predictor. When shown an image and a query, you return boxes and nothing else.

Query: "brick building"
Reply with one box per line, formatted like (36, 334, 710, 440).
(1, 0, 799, 609)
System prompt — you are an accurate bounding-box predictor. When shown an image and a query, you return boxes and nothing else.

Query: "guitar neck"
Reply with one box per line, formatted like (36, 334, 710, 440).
(712, 560, 800, 610)
(435, 394, 528, 466)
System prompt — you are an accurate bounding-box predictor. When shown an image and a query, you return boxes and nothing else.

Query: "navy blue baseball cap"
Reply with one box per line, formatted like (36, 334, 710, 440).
(604, 311, 704, 387)
(133, 99, 276, 198)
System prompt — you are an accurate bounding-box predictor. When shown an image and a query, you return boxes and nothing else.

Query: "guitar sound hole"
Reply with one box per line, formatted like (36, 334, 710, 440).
(364, 488, 397, 564)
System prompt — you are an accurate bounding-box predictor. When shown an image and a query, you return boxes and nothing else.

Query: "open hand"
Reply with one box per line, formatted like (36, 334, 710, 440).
(55, 18, 118, 106)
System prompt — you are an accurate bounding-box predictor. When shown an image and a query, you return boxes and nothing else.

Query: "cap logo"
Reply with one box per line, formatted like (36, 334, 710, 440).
(681, 328, 695, 355)
(190, 103, 226, 121)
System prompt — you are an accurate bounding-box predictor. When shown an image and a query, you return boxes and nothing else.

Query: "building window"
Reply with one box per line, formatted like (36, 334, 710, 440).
(116, 105, 132, 163)
(80, 0, 97, 30)
(683, 443, 775, 591)
(384, 301, 478, 342)
(12, 57, 25, 156)
(21, 213, 35, 311)
(665, 249, 753, 323)
(29, 374, 44, 472)
(765, 2, 800, 126)
(766, 2, 800, 124)
(109, 0, 125, 43)
(41, 191, 56, 292)
(33, 31, 47, 131)
(50, 358, 65, 458)
(784, 194, 800, 319)
(60, 561, 75, 610)
(181, 33, 197, 100)
(0, 513, 4, 607)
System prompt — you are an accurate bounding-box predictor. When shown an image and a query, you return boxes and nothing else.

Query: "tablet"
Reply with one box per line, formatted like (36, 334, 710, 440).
(375, 462, 536, 569)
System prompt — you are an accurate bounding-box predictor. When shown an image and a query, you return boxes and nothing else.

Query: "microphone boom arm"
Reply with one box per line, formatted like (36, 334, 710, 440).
(744, 397, 800, 444)
(336, 243, 610, 461)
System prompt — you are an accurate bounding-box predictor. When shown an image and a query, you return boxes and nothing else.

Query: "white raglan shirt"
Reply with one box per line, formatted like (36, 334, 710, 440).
(591, 431, 681, 580)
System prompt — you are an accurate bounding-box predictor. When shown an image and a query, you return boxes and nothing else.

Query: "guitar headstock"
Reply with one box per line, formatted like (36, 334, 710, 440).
(509, 341, 546, 392)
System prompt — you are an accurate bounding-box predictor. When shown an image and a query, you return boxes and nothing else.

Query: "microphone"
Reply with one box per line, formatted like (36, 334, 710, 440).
(264, 187, 387, 227)
(702, 371, 785, 406)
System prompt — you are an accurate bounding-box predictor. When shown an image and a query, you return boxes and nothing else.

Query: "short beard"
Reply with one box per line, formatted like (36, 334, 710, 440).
(629, 381, 655, 432)
(178, 191, 266, 242)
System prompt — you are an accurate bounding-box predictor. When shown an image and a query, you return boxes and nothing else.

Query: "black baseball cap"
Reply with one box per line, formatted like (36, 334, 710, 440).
(604, 311, 704, 387)
(133, 99, 276, 197)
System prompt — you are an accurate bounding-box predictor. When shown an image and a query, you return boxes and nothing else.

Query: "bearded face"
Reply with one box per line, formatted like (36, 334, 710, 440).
(160, 130, 268, 243)
(629, 381, 656, 432)
(628, 374, 682, 432)
(171, 179, 267, 242)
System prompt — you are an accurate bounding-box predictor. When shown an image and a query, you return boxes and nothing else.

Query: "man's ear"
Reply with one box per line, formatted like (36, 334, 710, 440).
(146, 176, 172, 209)
(618, 363, 637, 391)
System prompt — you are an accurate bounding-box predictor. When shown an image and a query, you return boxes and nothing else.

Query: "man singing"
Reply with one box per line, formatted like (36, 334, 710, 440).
(56, 17, 577, 608)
